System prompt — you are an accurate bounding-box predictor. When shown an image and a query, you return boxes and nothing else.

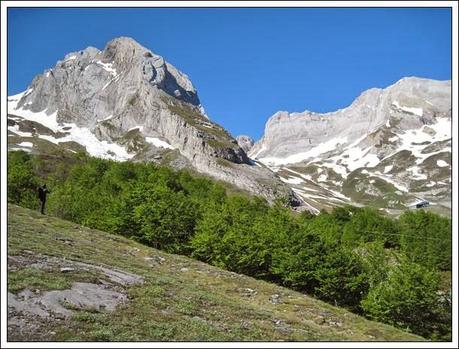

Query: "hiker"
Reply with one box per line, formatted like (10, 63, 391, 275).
(38, 184, 50, 214)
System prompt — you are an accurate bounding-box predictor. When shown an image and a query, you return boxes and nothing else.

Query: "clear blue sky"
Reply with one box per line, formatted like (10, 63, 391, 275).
(8, 7, 451, 140)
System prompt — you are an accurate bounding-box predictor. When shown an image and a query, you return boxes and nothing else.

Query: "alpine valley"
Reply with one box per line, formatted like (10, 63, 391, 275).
(7, 37, 451, 215)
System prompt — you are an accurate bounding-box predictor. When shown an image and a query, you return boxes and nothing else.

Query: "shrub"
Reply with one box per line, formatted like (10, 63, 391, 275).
(7, 151, 40, 209)
(399, 210, 451, 270)
(342, 207, 400, 247)
(361, 262, 450, 339)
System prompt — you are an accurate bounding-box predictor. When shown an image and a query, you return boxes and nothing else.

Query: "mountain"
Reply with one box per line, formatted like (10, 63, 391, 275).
(7, 204, 422, 341)
(249, 77, 451, 215)
(7, 37, 298, 206)
(7, 38, 451, 215)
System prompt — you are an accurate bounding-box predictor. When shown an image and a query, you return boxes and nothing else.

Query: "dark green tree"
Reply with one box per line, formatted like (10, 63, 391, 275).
(399, 210, 451, 270)
(313, 247, 369, 311)
(342, 207, 400, 247)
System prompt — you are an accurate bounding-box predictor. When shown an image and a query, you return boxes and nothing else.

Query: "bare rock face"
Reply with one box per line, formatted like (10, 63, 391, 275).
(236, 135, 255, 153)
(8, 37, 298, 205)
(249, 77, 451, 215)
(250, 78, 451, 161)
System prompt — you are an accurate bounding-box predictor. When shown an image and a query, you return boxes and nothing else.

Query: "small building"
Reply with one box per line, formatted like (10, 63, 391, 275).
(407, 199, 430, 209)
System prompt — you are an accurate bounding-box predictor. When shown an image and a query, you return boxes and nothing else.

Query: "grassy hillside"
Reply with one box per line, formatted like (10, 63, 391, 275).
(7, 204, 423, 342)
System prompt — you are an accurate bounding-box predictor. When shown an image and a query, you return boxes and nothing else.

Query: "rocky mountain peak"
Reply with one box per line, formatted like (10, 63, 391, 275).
(102, 37, 147, 68)
(103, 36, 199, 106)
(105, 36, 147, 55)
(8, 37, 299, 206)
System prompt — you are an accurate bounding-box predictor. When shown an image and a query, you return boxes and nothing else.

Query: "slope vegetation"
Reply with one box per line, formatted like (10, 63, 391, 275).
(7, 204, 422, 342)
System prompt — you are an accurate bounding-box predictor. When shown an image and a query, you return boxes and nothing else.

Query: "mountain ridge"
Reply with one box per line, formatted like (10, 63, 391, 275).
(247, 77, 451, 215)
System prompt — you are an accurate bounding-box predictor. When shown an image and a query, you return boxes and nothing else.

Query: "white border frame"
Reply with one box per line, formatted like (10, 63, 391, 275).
(1, 1, 457, 348)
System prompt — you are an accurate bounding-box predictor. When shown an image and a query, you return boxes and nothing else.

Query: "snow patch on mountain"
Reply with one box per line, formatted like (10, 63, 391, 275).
(96, 60, 118, 76)
(319, 162, 348, 178)
(373, 172, 409, 192)
(284, 168, 313, 181)
(8, 97, 134, 161)
(392, 100, 423, 116)
(145, 137, 175, 150)
(18, 142, 33, 148)
(437, 160, 449, 168)
(102, 75, 121, 90)
(248, 144, 267, 159)
(97, 115, 114, 122)
(333, 146, 380, 173)
(128, 126, 144, 132)
(317, 174, 328, 182)
(385, 117, 451, 165)
(257, 136, 348, 166)
(407, 166, 428, 180)
(280, 176, 304, 185)
(10, 147, 32, 152)
(8, 124, 33, 137)
(10, 108, 60, 131)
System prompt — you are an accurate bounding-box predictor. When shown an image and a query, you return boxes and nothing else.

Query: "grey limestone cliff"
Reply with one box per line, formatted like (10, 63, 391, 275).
(250, 78, 451, 162)
(249, 77, 451, 215)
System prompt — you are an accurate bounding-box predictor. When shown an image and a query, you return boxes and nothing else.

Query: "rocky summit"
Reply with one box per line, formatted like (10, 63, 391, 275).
(7, 37, 298, 205)
(249, 77, 451, 215)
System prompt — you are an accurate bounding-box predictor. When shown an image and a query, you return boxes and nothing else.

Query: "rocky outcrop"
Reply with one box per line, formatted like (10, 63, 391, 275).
(236, 135, 255, 153)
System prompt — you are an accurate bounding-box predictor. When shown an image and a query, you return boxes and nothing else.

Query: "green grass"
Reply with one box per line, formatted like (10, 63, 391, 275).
(117, 128, 149, 153)
(161, 98, 208, 126)
(341, 168, 406, 209)
(8, 134, 88, 159)
(8, 266, 112, 293)
(8, 204, 423, 341)
(161, 97, 238, 150)
(59, 141, 87, 153)
(100, 120, 116, 131)
(421, 139, 451, 154)
(8, 267, 71, 293)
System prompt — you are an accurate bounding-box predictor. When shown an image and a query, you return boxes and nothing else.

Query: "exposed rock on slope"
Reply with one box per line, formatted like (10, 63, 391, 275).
(236, 135, 255, 153)
(7, 37, 297, 205)
(249, 78, 451, 215)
